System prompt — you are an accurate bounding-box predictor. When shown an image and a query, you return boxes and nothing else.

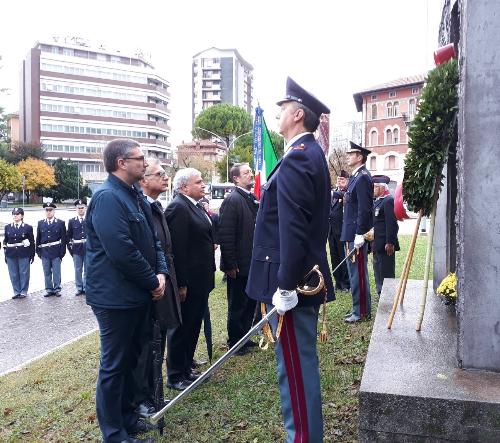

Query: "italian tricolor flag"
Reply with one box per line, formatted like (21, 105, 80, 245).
(253, 106, 279, 199)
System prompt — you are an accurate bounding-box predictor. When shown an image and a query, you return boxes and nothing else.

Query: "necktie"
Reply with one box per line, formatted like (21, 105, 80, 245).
(15, 224, 19, 229)
(152, 201, 163, 211)
(196, 202, 212, 224)
(79, 218, 83, 224)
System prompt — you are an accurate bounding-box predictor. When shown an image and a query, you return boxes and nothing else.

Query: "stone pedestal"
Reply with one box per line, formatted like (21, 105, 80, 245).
(359, 279, 500, 442)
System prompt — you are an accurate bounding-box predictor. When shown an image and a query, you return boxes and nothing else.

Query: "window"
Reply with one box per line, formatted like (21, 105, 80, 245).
(370, 130, 378, 146)
(369, 156, 377, 170)
(409, 99, 416, 116)
(371, 104, 377, 120)
(412, 87, 419, 94)
(393, 101, 399, 117)
(371, 94, 377, 100)
(385, 155, 398, 169)
(389, 91, 396, 98)
(386, 129, 393, 145)
(393, 128, 399, 144)
(386, 102, 393, 118)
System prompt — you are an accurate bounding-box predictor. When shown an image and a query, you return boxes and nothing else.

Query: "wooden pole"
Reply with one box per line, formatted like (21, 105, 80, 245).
(415, 203, 437, 331)
(386, 210, 422, 329)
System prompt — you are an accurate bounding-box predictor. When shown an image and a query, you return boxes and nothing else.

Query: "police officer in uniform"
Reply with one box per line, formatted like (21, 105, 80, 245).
(372, 175, 400, 296)
(336, 142, 373, 323)
(36, 202, 66, 297)
(67, 199, 87, 296)
(3, 207, 35, 299)
(328, 170, 350, 291)
(246, 77, 334, 442)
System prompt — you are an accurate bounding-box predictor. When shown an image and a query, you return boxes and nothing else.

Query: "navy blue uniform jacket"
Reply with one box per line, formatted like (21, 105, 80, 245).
(373, 195, 400, 253)
(67, 217, 86, 256)
(85, 174, 168, 309)
(36, 218, 66, 259)
(3, 223, 35, 260)
(246, 133, 334, 306)
(338, 165, 373, 242)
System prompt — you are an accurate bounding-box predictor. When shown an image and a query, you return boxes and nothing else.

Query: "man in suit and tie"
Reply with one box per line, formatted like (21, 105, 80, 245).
(218, 162, 259, 352)
(67, 198, 87, 296)
(372, 175, 400, 296)
(132, 158, 182, 415)
(36, 202, 66, 297)
(165, 168, 216, 391)
(335, 142, 374, 323)
(246, 77, 334, 442)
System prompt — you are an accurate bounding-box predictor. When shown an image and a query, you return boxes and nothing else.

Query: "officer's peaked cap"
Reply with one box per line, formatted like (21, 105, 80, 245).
(12, 207, 24, 215)
(42, 202, 57, 209)
(74, 198, 87, 206)
(277, 77, 330, 117)
(372, 175, 391, 184)
(347, 141, 371, 156)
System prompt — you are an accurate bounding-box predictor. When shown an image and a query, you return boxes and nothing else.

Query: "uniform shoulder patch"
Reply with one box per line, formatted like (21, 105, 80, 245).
(361, 169, 368, 175)
(292, 143, 306, 150)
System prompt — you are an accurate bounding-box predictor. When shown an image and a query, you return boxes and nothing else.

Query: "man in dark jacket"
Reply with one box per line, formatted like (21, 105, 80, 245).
(165, 168, 216, 391)
(372, 175, 400, 296)
(218, 162, 259, 351)
(36, 202, 66, 297)
(85, 138, 167, 443)
(133, 158, 182, 416)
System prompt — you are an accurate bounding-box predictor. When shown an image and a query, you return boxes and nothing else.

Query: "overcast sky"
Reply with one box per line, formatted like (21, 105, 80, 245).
(0, 0, 442, 145)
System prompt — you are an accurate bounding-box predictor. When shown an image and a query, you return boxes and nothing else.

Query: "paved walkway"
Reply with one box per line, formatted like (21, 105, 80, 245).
(0, 282, 97, 376)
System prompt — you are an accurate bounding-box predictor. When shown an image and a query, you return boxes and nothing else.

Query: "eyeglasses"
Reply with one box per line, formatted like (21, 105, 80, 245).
(145, 171, 167, 179)
(123, 156, 145, 162)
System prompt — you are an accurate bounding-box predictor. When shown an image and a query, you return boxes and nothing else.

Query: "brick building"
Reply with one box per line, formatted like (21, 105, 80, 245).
(353, 75, 425, 184)
(176, 138, 226, 179)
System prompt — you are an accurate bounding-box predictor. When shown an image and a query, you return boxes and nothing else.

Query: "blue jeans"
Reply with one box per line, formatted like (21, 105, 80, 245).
(6, 257, 30, 296)
(346, 241, 371, 318)
(41, 256, 62, 294)
(92, 305, 149, 442)
(73, 254, 86, 292)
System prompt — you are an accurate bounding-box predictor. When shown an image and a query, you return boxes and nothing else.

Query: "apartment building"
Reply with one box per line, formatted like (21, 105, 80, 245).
(353, 75, 425, 184)
(192, 47, 253, 126)
(19, 36, 172, 189)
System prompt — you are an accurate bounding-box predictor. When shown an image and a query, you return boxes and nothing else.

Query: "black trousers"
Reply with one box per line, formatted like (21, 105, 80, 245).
(167, 287, 209, 383)
(92, 305, 150, 443)
(328, 231, 350, 290)
(226, 275, 256, 347)
(372, 250, 396, 295)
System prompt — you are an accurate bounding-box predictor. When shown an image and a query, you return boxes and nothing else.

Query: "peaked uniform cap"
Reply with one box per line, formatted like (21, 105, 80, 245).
(347, 141, 371, 156)
(12, 207, 24, 215)
(372, 175, 391, 184)
(74, 198, 87, 206)
(42, 202, 57, 209)
(276, 77, 330, 117)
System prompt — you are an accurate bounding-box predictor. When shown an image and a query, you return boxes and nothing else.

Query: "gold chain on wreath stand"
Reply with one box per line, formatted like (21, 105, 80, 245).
(259, 265, 327, 350)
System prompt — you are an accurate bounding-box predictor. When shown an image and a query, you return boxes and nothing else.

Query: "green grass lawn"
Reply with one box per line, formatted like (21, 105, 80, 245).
(0, 235, 430, 443)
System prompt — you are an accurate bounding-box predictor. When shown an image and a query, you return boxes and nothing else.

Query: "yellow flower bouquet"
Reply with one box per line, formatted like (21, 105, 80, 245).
(436, 272, 457, 305)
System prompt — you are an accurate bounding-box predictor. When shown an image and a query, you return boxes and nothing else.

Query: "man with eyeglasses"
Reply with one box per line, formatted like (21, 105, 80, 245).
(36, 202, 66, 297)
(85, 139, 168, 443)
(131, 159, 181, 418)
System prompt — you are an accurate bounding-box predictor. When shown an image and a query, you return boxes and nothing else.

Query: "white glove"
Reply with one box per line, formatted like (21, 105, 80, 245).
(354, 234, 365, 249)
(272, 288, 298, 315)
(22, 239, 30, 247)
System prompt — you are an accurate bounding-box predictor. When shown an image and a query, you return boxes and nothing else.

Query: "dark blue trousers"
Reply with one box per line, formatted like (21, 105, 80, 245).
(92, 305, 150, 443)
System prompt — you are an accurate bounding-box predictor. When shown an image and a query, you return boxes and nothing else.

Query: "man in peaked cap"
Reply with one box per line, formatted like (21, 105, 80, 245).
(36, 202, 66, 297)
(372, 175, 400, 296)
(246, 76, 334, 442)
(3, 207, 35, 299)
(67, 198, 87, 296)
(334, 141, 373, 323)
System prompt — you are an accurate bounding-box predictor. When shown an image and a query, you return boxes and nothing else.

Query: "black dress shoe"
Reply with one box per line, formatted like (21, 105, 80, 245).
(191, 359, 207, 368)
(127, 419, 157, 436)
(186, 370, 201, 382)
(134, 401, 155, 418)
(120, 437, 156, 443)
(12, 294, 21, 299)
(167, 379, 191, 391)
(44, 292, 54, 297)
(55, 292, 61, 297)
(18, 294, 27, 299)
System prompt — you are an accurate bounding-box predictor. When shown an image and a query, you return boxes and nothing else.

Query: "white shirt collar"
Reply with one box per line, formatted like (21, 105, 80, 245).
(145, 195, 156, 204)
(182, 194, 199, 207)
(351, 164, 364, 176)
(284, 132, 312, 156)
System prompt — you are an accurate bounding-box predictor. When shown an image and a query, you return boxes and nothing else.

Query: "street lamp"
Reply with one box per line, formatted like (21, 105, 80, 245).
(195, 127, 252, 182)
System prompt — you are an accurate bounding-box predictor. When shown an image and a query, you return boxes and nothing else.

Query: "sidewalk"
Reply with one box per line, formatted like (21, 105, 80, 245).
(0, 282, 97, 376)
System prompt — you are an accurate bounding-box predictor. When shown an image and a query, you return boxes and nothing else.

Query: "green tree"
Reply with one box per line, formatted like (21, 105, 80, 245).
(3, 141, 45, 164)
(0, 158, 22, 201)
(44, 158, 91, 202)
(193, 104, 252, 147)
